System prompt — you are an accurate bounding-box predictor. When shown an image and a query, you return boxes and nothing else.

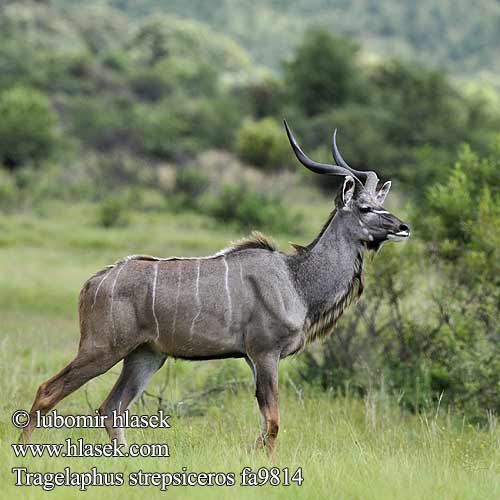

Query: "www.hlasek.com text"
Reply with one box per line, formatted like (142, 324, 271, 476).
(12, 438, 170, 458)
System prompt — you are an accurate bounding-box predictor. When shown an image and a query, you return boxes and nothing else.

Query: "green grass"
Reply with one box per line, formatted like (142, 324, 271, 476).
(0, 201, 499, 499)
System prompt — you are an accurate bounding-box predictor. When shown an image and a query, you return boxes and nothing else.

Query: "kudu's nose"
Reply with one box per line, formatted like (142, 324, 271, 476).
(399, 223, 410, 233)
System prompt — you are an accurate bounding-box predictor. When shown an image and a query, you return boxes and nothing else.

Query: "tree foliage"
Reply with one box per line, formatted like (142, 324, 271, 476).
(82, 0, 500, 79)
(284, 29, 367, 115)
(0, 86, 57, 168)
(235, 118, 291, 169)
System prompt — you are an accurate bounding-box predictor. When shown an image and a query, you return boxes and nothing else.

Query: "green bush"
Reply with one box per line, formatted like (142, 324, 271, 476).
(0, 40, 43, 90)
(0, 169, 18, 210)
(0, 86, 57, 168)
(70, 96, 134, 150)
(371, 61, 468, 151)
(284, 29, 368, 116)
(101, 50, 130, 72)
(97, 195, 130, 228)
(187, 96, 242, 149)
(207, 183, 301, 233)
(38, 52, 99, 96)
(133, 94, 240, 159)
(236, 76, 285, 119)
(155, 57, 218, 98)
(422, 144, 500, 257)
(129, 67, 172, 102)
(133, 102, 191, 159)
(172, 166, 210, 208)
(235, 118, 291, 169)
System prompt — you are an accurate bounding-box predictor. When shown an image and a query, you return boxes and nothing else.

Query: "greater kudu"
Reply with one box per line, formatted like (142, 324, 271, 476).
(21, 121, 410, 455)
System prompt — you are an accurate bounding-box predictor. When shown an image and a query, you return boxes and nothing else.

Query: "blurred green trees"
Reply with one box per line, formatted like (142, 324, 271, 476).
(94, 0, 500, 78)
(0, 86, 57, 168)
(97, 194, 131, 228)
(235, 118, 291, 169)
(284, 29, 367, 115)
(1, 2, 497, 190)
(207, 183, 302, 233)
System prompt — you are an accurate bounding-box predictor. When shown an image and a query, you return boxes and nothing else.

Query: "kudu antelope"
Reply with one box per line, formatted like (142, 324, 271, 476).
(21, 121, 410, 455)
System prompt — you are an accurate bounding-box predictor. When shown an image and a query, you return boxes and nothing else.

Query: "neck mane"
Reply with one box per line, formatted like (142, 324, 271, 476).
(288, 209, 365, 343)
(303, 251, 364, 343)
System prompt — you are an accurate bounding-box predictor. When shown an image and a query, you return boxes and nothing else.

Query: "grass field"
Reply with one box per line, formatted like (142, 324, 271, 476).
(1, 201, 499, 499)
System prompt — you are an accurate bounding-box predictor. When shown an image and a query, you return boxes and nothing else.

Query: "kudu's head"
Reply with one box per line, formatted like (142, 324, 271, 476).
(284, 120, 410, 250)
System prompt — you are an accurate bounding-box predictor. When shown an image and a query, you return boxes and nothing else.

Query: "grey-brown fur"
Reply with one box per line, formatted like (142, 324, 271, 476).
(21, 124, 410, 456)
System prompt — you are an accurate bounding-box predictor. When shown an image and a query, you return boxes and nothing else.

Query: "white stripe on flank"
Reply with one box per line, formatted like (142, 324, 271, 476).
(110, 263, 126, 342)
(152, 261, 160, 341)
(223, 256, 232, 329)
(238, 256, 246, 303)
(190, 260, 201, 337)
(172, 264, 182, 346)
(93, 270, 111, 309)
(238, 258, 244, 286)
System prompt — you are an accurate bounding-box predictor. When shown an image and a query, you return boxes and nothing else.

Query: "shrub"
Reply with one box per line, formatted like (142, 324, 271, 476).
(235, 118, 291, 169)
(174, 166, 210, 207)
(91, 153, 156, 192)
(129, 67, 171, 102)
(175, 167, 209, 198)
(133, 103, 191, 159)
(0, 86, 57, 168)
(133, 95, 239, 159)
(37, 52, 99, 96)
(284, 29, 367, 116)
(97, 195, 130, 228)
(234, 75, 285, 119)
(188, 96, 242, 149)
(0, 169, 18, 210)
(207, 183, 301, 233)
(70, 96, 134, 150)
(101, 50, 130, 72)
(155, 57, 218, 98)
(0, 40, 42, 90)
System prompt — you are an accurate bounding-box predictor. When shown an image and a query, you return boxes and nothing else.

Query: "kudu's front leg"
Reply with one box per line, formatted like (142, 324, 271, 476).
(251, 353, 280, 458)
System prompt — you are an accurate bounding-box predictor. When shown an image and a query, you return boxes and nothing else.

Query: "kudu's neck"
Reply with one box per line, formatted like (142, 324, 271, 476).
(288, 209, 365, 339)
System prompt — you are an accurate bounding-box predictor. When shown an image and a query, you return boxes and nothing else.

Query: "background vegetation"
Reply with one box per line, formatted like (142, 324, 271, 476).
(0, 0, 499, 497)
(54, 0, 500, 83)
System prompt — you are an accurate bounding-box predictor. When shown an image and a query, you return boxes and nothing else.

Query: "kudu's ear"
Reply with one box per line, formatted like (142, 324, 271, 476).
(342, 176, 355, 207)
(376, 181, 391, 204)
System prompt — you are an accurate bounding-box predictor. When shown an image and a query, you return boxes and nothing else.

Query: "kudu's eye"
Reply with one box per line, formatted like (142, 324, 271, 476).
(359, 206, 371, 213)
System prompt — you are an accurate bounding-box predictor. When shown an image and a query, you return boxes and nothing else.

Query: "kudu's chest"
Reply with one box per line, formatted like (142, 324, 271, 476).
(303, 270, 363, 343)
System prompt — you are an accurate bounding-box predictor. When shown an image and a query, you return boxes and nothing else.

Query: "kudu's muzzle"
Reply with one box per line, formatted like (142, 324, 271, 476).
(385, 215, 410, 241)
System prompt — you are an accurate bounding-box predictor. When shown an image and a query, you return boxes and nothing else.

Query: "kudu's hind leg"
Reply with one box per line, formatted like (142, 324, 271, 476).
(251, 354, 280, 457)
(20, 348, 130, 443)
(99, 344, 167, 445)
